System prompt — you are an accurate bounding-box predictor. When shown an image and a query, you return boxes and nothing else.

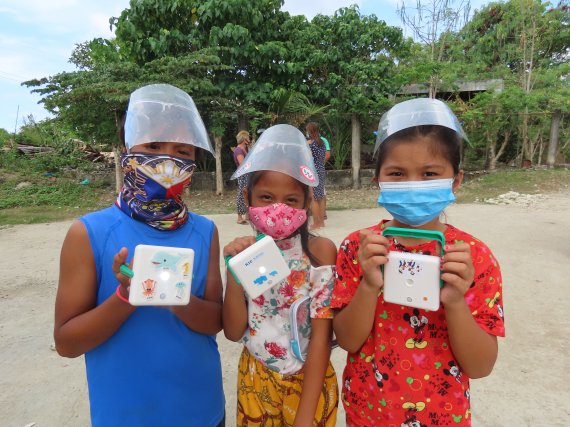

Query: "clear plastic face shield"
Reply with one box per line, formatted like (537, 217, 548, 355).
(124, 84, 214, 155)
(231, 124, 319, 187)
(373, 98, 468, 156)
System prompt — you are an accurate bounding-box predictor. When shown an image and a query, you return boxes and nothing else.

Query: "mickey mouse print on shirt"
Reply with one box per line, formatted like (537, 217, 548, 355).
(331, 221, 505, 426)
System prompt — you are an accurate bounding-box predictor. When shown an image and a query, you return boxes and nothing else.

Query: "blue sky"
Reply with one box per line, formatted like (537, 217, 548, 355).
(0, 0, 491, 133)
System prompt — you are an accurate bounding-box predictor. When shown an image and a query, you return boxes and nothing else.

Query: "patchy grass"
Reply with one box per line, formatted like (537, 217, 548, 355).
(1, 168, 568, 225)
(0, 170, 114, 225)
(457, 167, 570, 203)
(186, 191, 237, 215)
(0, 206, 100, 225)
(326, 187, 378, 210)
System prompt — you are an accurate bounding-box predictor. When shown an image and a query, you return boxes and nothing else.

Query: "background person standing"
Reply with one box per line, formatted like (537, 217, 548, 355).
(232, 130, 250, 224)
(321, 134, 331, 219)
(306, 122, 326, 230)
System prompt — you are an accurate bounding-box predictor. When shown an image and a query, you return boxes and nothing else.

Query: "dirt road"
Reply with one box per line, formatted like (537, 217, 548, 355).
(1, 192, 569, 426)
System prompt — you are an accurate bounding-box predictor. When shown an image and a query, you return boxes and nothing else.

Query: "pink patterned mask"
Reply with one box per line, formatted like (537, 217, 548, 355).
(248, 203, 308, 239)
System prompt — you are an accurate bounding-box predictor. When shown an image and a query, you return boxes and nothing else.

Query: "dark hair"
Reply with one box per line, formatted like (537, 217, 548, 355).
(306, 122, 323, 147)
(375, 125, 462, 178)
(246, 171, 321, 266)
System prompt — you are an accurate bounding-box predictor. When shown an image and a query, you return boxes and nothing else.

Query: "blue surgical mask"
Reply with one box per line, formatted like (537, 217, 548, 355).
(377, 179, 456, 226)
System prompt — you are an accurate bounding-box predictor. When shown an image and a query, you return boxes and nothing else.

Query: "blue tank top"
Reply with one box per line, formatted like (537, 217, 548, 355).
(80, 206, 224, 427)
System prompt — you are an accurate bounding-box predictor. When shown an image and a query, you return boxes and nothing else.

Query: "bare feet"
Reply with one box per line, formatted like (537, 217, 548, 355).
(237, 216, 248, 225)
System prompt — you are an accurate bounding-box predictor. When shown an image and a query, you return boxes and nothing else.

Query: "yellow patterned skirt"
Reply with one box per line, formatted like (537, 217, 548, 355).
(236, 347, 338, 426)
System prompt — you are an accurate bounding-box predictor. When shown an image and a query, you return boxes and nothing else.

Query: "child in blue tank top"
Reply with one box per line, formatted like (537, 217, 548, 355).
(54, 84, 225, 427)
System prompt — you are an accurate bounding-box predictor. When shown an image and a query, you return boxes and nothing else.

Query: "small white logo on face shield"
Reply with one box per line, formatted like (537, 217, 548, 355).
(300, 165, 315, 182)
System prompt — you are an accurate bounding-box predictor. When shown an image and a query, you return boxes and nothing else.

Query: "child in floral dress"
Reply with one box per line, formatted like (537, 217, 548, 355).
(223, 124, 338, 426)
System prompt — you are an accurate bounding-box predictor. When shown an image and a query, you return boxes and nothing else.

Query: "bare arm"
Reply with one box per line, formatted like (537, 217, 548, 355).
(222, 236, 257, 341)
(333, 229, 389, 353)
(222, 274, 249, 341)
(444, 302, 498, 378)
(171, 226, 223, 335)
(293, 236, 336, 425)
(441, 243, 498, 378)
(54, 221, 136, 358)
(293, 319, 333, 427)
(324, 150, 331, 163)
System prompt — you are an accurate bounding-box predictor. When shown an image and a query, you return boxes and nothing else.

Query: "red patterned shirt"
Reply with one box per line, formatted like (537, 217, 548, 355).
(331, 221, 505, 427)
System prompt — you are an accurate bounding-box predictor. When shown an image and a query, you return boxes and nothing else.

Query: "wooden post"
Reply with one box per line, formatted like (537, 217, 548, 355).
(237, 114, 248, 132)
(351, 113, 361, 189)
(214, 135, 223, 195)
(547, 109, 561, 168)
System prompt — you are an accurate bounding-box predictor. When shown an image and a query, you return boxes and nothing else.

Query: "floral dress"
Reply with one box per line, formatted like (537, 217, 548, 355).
(241, 233, 335, 375)
(236, 233, 339, 426)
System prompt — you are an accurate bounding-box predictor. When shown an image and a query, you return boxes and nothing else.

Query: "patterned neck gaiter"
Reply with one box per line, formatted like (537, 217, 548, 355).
(116, 153, 197, 231)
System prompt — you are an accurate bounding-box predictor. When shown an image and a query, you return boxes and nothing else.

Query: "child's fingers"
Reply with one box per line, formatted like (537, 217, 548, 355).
(223, 244, 241, 258)
(442, 251, 472, 265)
(359, 254, 386, 290)
(227, 238, 256, 255)
(359, 228, 376, 240)
(441, 258, 474, 301)
(365, 255, 389, 268)
(444, 242, 471, 254)
(441, 272, 467, 289)
(359, 242, 389, 260)
(359, 230, 390, 252)
(442, 244, 474, 282)
(359, 229, 380, 246)
(223, 236, 257, 257)
(112, 248, 129, 274)
(441, 261, 472, 280)
(359, 229, 389, 243)
(112, 247, 131, 290)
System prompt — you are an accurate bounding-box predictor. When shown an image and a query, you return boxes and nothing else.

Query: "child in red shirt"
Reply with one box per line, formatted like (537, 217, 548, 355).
(332, 98, 504, 427)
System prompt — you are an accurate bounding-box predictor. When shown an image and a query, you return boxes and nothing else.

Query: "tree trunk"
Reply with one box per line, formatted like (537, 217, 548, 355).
(520, 10, 537, 167)
(214, 135, 223, 195)
(537, 137, 545, 166)
(351, 113, 361, 189)
(529, 135, 541, 165)
(429, 75, 438, 99)
(521, 106, 531, 166)
(488, 138, 498, 171)
(113, 146, 123, 194)
(547, 109, 561, 168)
(237, 113, 248, 132)
(488, 131, 510, 171)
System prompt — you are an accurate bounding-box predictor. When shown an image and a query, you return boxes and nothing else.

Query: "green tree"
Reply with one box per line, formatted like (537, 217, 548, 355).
(0, 128, 11, 147)
(267, 89, 328, 127)
(24, 51, 222, 190)
(69, 38, 122, 70)
(287, 6, 410, 186)
(110, 0, 293, 118)
(462, 89, 525, 169)
(106, 0, 299, 192)
(458, 0, 570, 165)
